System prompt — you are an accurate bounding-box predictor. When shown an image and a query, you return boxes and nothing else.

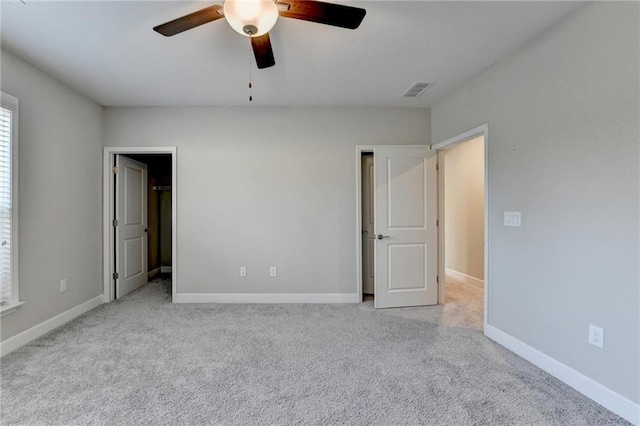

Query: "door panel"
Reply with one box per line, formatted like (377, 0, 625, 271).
(374, 146, 437, 308)
(125, 166, 143, 225)
(388, 243, 426, 290)
(116, 155, 148, 298)
(124, 238, 143, 278)
(388, 157, 426, 228)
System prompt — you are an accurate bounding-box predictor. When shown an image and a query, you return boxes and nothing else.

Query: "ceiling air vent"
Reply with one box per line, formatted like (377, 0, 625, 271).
(402, 82, 432, 98)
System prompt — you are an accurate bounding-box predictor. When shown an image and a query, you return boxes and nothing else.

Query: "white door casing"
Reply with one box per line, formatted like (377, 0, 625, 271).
(361, 156, 375, 294)
(374, 146, 437, 308)
(116, 155, 148, 298)
(432, 123, 489, 328)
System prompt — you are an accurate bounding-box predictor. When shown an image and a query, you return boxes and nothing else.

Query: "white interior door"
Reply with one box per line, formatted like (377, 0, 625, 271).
(361, 156, 375, 294)
(374, 146, 437, 308)
(116, 155, 148, 298)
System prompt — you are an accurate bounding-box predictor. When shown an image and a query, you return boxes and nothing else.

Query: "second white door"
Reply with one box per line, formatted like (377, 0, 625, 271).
(374, 146, 437, 308)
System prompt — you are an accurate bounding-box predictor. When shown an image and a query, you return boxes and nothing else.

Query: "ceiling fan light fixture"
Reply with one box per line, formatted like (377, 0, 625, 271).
(223, 0, 279, 37)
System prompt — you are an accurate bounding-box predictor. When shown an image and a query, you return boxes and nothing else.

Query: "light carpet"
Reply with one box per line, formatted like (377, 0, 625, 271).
(0, 278, 629, 425)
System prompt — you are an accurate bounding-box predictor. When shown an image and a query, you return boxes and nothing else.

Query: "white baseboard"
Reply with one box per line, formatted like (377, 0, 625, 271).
(148, 267, 161, 280)
(160, 266, 172, 273)
(0, 295, 104, 357)
(485, 324, 639, 425)
(175, 293, 360, 304)
(445, 268, 484, 289)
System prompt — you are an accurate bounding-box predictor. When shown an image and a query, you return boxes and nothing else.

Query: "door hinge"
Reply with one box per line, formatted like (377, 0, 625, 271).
(437, 275, 439, 283)
(436, 163, 439, 171)
(112, 219, 119, 227)
(436, 220, 439, 227)
(112, 166, 119, 174)
(113, 272, 119, 280)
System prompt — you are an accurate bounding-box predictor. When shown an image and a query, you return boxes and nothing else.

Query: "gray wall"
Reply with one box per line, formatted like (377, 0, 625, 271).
(0, 50, 104, 340)
(432, 2, 639, 403)
(104, 107, 430, 296)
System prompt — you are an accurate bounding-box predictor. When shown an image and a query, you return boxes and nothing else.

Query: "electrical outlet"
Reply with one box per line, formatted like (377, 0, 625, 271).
(60, 279, 68, 293)
(240, 267, 247, 277)
(588, 324, 604, 349)
(269, 266, 277, 277)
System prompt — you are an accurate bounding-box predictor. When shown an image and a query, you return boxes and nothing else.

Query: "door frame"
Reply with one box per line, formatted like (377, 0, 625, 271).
(431, 124, 489, 330)
(102, 147, 177, 303)
(355, 145, 433, 302)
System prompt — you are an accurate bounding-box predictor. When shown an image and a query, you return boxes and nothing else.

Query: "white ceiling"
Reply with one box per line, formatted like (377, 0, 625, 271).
(1, 1, 585, 107)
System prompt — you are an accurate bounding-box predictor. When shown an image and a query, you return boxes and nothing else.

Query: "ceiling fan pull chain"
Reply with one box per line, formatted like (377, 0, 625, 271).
(248, 44, 253, 102)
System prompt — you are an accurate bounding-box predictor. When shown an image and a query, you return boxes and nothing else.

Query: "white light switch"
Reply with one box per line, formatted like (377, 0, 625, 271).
(504, 211, 521, 227)
(269, 266, 277, 277)
(240, 267, 247, 277)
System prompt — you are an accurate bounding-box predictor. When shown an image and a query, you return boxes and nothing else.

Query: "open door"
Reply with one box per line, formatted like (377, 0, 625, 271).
(374, 146, 437, 308)
(115, 155, 148, 299)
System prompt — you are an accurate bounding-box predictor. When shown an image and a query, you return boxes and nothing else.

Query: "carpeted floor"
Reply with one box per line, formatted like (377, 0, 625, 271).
(0, 278, 629, 425)
(443, 275, 484, 331)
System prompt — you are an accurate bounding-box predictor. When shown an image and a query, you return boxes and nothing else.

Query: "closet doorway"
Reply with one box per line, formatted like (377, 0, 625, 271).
(125, 154, 173, 280)
(360, 153, 374, 301)
(102, 147, 177, 303)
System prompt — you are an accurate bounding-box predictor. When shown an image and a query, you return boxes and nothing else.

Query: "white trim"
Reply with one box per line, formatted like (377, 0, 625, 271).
(0, 295, 103, 357)
(175, 293, 360, 304)
(431, 124, 489, 151)
(160, 266, 172, 273)
(432, 124, 489, 330)
(445, 268, 484, 289)
(437, 150, 446, 304)
(0, 301, 25, 317)
(0, 92, 20, 311)
(103, 147, 178, 304)
(148, 267, 161, 280)
(486, 325, 640, 425)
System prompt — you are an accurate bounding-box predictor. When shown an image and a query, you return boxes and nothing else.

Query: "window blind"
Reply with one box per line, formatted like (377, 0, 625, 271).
(0, 106, 12, 306)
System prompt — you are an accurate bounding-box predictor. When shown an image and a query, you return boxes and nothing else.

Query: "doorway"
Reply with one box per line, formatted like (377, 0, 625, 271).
(433, 124, 489, 330)
(360, 153, 374, 302)
(125, 154, 173, 281)
(102, 147, 177, 303)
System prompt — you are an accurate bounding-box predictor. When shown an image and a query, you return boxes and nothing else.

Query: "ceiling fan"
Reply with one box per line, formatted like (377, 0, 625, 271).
(153, 0, 366, 69)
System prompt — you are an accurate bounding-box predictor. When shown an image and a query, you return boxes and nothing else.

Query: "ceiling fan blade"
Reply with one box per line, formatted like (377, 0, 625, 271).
(154, 5, 224, 37)
(279, 0, 366, 30)
(251, 33, 276, 69)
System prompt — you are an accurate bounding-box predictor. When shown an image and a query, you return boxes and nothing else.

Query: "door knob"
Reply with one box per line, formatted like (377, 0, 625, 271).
(377, 234, 390, 240)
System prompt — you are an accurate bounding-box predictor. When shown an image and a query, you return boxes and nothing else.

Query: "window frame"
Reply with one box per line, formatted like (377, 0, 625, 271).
(0, 91, 21, 316)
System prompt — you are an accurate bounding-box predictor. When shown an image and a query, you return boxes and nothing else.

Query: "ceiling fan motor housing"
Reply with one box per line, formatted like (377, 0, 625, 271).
(224, 0, 279, 37)
(243, 24, 259, 36)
